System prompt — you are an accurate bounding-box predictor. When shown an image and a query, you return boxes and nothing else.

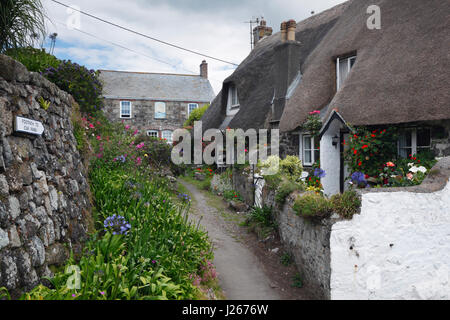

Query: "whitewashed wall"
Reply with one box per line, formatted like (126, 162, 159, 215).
(330, 181, 450, 300)
(321, 118, 341, 196)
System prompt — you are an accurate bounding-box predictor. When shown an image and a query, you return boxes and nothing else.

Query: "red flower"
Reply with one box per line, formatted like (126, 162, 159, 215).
(362, 145, 369, 149)
(371, 134, 376, 138)
(354, 150, 358, 155)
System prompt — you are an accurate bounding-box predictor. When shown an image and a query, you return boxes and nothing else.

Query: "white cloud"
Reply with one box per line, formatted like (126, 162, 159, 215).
(42, 0, 347, 93)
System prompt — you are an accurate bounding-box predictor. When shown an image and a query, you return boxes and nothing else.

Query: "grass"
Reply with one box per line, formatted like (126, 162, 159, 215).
(291, 273, 303, 288)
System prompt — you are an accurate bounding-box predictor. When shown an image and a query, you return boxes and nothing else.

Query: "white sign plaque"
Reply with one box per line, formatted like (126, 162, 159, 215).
(15, 116, 44, 135)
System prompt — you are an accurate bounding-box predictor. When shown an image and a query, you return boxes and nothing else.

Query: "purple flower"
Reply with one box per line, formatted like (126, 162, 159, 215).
(314, 168, 326, 178)
(103, 215, 131, 235)
(351, 172, 368, 187)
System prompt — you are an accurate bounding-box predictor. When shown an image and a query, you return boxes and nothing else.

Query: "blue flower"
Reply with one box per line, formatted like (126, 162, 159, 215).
(103, 215, 131, 235)
(314, 168, 326, 178)
(351, 172, 367, 187)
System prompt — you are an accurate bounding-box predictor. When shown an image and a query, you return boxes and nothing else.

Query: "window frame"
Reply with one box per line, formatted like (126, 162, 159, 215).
(398, 128, 432, 158)
(161, 130, 173, 144)
(301, 134, 320, 166)
(147, 130, 159, 138)
(154, 102, 167, 119)
(336, 55, 356, 91)
(228, 85, 240, 109)
(188, 103, 199, 116)
(120, 101, 132, 119)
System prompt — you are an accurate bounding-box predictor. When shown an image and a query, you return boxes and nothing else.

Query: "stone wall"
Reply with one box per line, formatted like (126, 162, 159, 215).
(0, 55, 92, 297)
(262, 187, 338, 299)
(254, 157, 450, 300)
(103, 98, 209, 135)
(232, 167, 254, 206)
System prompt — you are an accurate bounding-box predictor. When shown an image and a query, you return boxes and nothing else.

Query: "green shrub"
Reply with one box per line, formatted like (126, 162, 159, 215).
(184, 104, 209, 127)
(279, 155, 303, 182)
(5, 47, 61, 72)
(280, 252, 293, 266)
(223, 189, 243, 202)
(293, 193, 332, 220)
(275, 180, 303, 205)
(249, 206, 274, 228)
(43, 60, 103, 114)
(291, 273, 303, 288)
(330, 190, 361, 219)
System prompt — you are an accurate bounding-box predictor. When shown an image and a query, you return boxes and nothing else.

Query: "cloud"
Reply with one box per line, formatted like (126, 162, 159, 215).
(42, 0, 347, 93)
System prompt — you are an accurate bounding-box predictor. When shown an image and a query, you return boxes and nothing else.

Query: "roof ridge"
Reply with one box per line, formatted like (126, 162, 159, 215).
(99, 69, 199, 77)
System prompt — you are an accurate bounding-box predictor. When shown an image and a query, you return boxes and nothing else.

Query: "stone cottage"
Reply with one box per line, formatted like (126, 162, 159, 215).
(100, 61, 215, 143)
(201, 0, 450, 196)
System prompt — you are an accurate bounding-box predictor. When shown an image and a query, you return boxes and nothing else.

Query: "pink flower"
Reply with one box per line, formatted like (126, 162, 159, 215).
(125, 125, 130, 130)
(89, 123, 95, 129)
(407, 173, 413, 180)
(136, 143, 144, 149)
(136, 157, 142, 165)
(96, 136, 101, 141)
(96, 153, 103, 159)
(100, 291, 105, 295)
(133, 130, 139, 136)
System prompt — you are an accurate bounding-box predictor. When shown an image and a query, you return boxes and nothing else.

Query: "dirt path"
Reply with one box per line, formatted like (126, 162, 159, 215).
(180, 180, 284, 300)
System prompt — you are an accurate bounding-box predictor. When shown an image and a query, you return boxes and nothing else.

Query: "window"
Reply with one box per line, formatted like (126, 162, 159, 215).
(162, 130, 173, 144)
(188, 103, 198, 116)
(336, 55, 356, 90)
(302, 135, 320, 166)
(147, 130, 159, 138)
(120, 101, 132, 118)
(155, 102, 166, 119)
(229, 85, 239, 108)
(398, 128, 431, 158)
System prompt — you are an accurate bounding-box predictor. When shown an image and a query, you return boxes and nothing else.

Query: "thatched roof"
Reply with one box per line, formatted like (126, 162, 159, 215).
(201, 2, 349, 131)
(280, 0, 450, 132)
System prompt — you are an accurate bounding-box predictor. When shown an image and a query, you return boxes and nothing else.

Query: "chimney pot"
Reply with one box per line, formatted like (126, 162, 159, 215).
(200, 60, 208, 79)
(287, 19, 296, 41)
(280, 21, 287, 42)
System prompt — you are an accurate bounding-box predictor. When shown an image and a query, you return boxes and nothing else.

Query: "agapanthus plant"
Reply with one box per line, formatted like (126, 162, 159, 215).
(103, 215, 131, 235)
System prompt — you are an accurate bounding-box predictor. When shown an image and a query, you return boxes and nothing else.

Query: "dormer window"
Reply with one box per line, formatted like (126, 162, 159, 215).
(227, 84, 240, 116)
(336, 55, 356, 90)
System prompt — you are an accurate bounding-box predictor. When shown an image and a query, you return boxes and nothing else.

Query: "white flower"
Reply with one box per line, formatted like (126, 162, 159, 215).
(409, 166, 427, 174)
(417, 166, 427, 173)
(408, 163, 415, 167)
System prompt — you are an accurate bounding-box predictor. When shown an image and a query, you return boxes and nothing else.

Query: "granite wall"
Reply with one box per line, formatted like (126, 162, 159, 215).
(0, 55, 92, 297)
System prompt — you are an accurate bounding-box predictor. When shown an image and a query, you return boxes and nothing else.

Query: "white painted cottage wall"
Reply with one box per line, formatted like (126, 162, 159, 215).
(321, 119, 341, 196)
(330, 182, 450, 300)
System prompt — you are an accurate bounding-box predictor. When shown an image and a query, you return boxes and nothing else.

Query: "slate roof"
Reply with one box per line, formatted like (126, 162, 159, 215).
(99, 70, 215, 102)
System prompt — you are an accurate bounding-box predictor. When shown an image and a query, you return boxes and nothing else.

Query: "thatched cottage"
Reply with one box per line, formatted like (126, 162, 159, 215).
(201, 0, 450, 195)
(100, 61, 215, 143)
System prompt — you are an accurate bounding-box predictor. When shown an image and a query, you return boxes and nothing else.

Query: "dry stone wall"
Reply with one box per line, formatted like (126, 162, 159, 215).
(0, 55, 92, 297)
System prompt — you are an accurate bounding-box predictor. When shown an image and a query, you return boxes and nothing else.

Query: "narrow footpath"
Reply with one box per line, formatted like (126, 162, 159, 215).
(180, 180, 287, 300)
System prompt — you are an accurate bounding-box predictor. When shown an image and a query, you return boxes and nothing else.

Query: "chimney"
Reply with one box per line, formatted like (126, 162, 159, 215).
(271, 19, 301, 123)
(253, 19, 273, 47)
(287, 19, 296, 41)
(280, 21, 287, 42)
(200, 60, 208, 79)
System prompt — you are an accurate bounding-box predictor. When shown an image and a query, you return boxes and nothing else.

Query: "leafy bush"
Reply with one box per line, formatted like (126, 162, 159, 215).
(223, 189, 243, 202)
(275, 180, 303, 205)
(249, 206, 275, 228)
(302, 110, 322, 137)
(344, 127, 398, 178)
(293, 193, 332, 220)
(184, 104, 209, 127)
(43, 60, 103, 114)
(330, 190, 361, 219)
(279, 156, 303, 182)
(280, 252, 293, 267)
(0, 0, 46, 52)
(5, 47, 60, 72)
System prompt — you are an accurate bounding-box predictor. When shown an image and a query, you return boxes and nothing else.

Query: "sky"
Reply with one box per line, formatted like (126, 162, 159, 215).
(41, 0, 347, 94)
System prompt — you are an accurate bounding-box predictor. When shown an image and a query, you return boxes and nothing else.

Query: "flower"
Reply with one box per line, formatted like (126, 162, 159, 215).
(103, 215, 131, 235)
(125, 125, 130, 130)
(136, 142, 145, 149)
(386, 162, 395, 167)
(96, 135, 101, 141)
(409, 166, 427, 174)
(406, 173, 414, 180)
(351, 172, 367, 187)
(314, 168, 326, 178)
(100, 291, 105, 295)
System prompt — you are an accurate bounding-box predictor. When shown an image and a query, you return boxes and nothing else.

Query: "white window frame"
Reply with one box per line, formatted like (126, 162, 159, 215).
(300, 134, 320, 166)
(120, 101, 132, 119)
(398, 128, 431, 158)
(147, 130, 159, 138)
(154, 102, 166, 119)
(336, 55, 356, 91)
(161, 130, 173, 144)
(188, 103, 199, 116)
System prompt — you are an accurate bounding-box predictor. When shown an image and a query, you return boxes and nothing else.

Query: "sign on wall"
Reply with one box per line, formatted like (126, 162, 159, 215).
(14, 116, 44, 135)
